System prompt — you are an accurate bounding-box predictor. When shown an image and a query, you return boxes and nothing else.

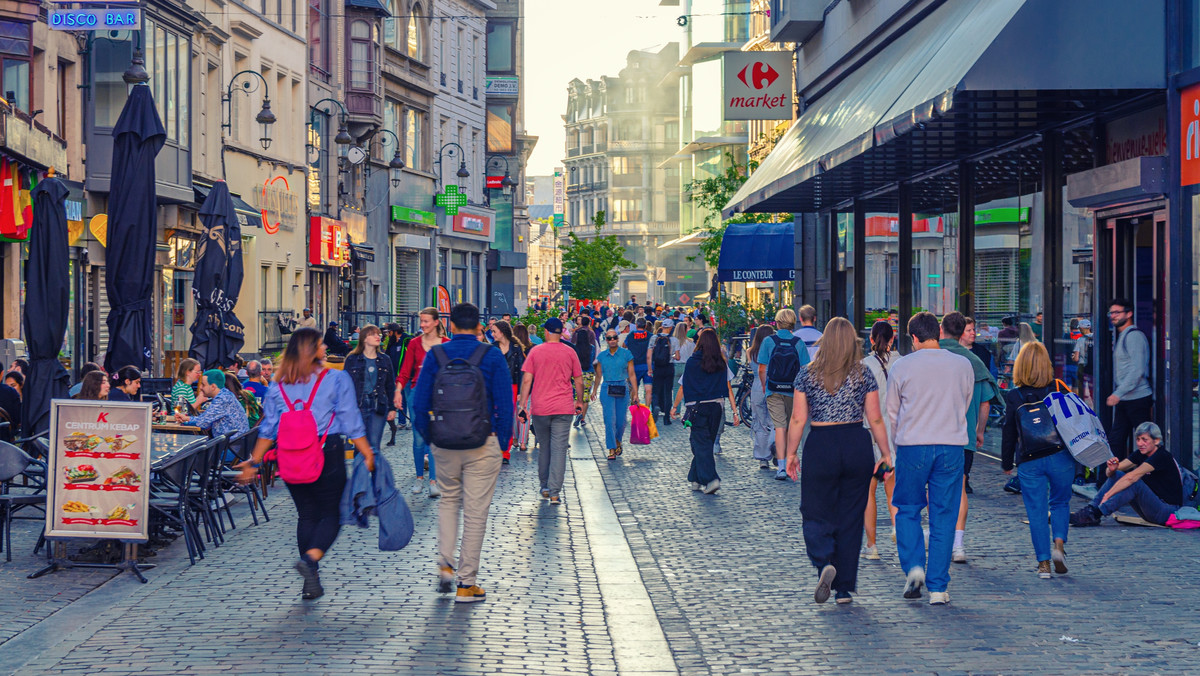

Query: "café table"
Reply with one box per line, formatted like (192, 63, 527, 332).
(151, 432, 208, 469)
(152, 423, 204, 434)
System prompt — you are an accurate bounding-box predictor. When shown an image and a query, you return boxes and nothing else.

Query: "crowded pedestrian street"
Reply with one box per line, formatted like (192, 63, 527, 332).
(3, 412, 1199, 675)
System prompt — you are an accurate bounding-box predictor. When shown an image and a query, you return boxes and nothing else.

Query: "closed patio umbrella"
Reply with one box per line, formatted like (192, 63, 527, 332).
(188, 181, 243, 368)
(21, 177, 71, 437)
(103, 83, 166, 374)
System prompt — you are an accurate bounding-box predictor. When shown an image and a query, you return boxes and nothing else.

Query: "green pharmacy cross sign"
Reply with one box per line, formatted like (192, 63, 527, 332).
(435, 185, 469, 216)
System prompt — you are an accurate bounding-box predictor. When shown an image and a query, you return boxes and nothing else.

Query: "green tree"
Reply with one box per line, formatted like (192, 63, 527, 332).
(685, 150, 792, 268)
(560, 210, 634, 301)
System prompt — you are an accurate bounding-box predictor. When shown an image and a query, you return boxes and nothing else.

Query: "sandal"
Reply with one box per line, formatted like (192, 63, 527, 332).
(607, 449, 617, 460)
(615, 441, 623, 457)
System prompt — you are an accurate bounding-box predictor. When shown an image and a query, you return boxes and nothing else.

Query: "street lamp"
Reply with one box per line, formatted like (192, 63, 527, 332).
(435, 142, 470, 185)
(306, 98, 353, 164)
(363, 128, 406, 188)
(485, 155, 517, 196)
(222, 70, 276, 150)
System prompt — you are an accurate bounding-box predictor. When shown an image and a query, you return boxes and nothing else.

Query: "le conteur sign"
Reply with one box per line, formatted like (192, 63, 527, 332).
(722, 51, 793, 121)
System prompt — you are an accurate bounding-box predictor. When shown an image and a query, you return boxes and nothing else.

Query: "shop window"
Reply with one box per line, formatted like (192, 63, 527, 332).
(486, 103, 514, 153)
(862, 194, 900, 342)
(349, 20, 375, 91)
(486, 21, 514, 74)
(0, 21, 29, 112)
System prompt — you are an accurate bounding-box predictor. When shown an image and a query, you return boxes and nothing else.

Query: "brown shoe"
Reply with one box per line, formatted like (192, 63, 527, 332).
(1037, 560, 1052, 579)
(1052, 539, 1068, 574)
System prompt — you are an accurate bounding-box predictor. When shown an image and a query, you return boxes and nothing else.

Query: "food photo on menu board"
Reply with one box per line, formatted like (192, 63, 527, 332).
(46, 400, 153, 541)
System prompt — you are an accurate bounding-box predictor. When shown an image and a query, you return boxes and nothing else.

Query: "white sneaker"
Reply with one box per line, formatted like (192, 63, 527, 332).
(861, 545, 880, 560)
(952, 547, 967, 563)
(929, 591, 950, 605)
(689, 482, 702, 491)
(411, 479, 424, 494)
(428, 481, 441, 498)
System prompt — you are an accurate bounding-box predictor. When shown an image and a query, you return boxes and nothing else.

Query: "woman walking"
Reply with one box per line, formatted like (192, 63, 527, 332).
(746, 325, 776, 469)
(785, 317, 891, 604)
(572, 317, 597, 428)
(493, 320, 525, 463)
(1001, 341, 1072, 579)
(512, 324, 535, 451)
(345, 325, 397, 456)
(394, 307, 450, 497)
(106, 366, 142, 402)
(860, 320, 898, 560)
(671, 328, 739, 494)
(590, 327, 638, 460)
(670, 322, 692, 420)
(236, 327, 374, 600)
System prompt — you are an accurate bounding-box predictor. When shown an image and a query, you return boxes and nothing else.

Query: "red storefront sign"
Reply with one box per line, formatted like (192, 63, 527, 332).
(1182, 82, 1200, 187)
(485, 175, 503, 189)
(309, 216, 349, 266)
(452, 212, 491, 237)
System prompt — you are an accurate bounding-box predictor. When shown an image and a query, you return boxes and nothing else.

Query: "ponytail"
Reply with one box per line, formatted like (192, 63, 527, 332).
(869, 320, 894, 368)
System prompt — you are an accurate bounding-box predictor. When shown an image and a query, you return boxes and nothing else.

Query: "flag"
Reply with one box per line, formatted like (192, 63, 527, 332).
(0, 159, 16, 239)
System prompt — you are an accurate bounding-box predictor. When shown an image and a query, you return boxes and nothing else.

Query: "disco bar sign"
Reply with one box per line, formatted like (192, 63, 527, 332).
(50, 8, 141, 31)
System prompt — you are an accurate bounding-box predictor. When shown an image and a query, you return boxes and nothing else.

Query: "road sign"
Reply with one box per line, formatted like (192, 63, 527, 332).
(656, 280, 665, 286)
(561, 274, 573, 291)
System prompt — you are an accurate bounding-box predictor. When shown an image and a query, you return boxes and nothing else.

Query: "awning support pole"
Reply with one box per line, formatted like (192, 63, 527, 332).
(957, 161, 976, 317)
(1042, 132, 1063, 366)
(852, 200, 866, 332)
(898, 182, 913, 352)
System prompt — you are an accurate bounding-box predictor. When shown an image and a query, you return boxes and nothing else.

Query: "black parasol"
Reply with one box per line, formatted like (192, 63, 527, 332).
(188, 182, 244, 368)
(21, 177, 71, 436)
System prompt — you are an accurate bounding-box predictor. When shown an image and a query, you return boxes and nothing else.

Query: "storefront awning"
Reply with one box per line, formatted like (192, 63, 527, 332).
(716, 221, 794, 282)
(724, 0, 1165, 217)
(194, 182, 261, 229)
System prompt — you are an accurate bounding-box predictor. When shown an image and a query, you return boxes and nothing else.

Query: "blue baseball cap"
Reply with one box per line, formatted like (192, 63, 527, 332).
(543, 317, 564, 334)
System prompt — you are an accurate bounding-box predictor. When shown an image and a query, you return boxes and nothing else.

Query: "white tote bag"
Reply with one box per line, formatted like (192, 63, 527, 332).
(1044, 390, 1113, 467)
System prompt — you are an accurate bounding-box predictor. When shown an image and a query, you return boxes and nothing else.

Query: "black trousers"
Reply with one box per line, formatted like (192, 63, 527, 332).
(651, 364, 675, 418)
(686, 402, 722, 485)
(801, 423, 874, 593)
(285, 436, 347, 557)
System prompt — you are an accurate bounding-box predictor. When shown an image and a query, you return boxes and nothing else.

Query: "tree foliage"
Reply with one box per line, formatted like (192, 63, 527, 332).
(684, 149, 792, 269)
(559, 210, 635, 301)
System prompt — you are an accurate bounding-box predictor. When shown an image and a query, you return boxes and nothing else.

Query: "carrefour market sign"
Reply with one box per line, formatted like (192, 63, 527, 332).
(722, 51, 792, 121)
(50, 9, 141, 30)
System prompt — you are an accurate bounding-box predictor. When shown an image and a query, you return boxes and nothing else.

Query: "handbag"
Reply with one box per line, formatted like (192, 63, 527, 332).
(607, 382, 627, 398)
(629, 404, 652, 445)
(1015, 388, 1064, 462)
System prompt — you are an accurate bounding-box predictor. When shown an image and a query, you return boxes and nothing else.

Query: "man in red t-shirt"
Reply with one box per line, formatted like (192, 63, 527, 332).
(518, 318, 583, 505)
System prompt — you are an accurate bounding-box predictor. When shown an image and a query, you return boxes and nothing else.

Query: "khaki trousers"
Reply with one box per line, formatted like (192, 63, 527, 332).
(432, 436, 503, 586)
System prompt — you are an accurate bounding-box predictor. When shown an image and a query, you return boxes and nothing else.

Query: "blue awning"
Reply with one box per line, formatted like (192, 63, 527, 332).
(716, 221, 795, 282)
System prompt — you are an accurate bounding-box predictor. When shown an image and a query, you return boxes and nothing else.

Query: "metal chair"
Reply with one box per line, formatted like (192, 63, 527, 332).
(0, 441, 48, 562)
(222, 428, 268, 525)
(149, 440, 207, 565)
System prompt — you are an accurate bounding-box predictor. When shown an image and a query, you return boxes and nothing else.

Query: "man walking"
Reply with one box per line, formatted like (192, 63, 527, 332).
(518, 317, 584, 505)
(647, 319, 678, 424)
(626, 318, 653, 405)
(758, 308, 810, 480)
(384, 323, 409, 444)
(886, 312, 974, 605)
(412, 303, 513, 602)
(795, 304, 823, 360)
(1105, 298, 1152, 465)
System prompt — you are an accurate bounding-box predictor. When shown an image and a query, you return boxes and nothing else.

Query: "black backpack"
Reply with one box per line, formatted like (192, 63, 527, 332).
(652, 335, 673, 367)
(428, 343, 493, 450)
(1015, 388, 1064, 460)
(766, 335, 803, 393)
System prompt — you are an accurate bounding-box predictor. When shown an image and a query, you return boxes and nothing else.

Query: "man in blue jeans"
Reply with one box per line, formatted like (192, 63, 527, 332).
(1071, 422, 1192, 526)
(885, 312, 974, 605)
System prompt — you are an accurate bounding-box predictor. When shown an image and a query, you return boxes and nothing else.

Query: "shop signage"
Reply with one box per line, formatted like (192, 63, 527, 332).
(553, 171, 564, 226)
(1107, 106, 1167, 166)
(49, 9, 140, 30)
(453, 212, 492, 237)
(435, 185, 469, 216)
(485, 77, 519, 97)
(308, 216, 349, 267)
(392, 205, 436, 226)
(259, 175, 294, 235)
(722, 51, 792, 121)
(1182, 83, 1200, 186)
(486, 175, 504, 189)
(45, 400, 152, 541)
(350, 244, 375, 262)
(342, 209, 367, 244)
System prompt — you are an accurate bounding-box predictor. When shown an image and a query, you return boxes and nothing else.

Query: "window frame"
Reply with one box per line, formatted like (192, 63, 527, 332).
(486, 102, 514, 154)
(348, 19, 376, 92)
(408, 3, 428, 63)
(485, 20, 515, 75)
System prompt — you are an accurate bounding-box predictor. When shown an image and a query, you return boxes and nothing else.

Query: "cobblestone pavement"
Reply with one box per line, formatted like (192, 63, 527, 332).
(0, 434, 622, 675)
(584, 410, 1200, 675)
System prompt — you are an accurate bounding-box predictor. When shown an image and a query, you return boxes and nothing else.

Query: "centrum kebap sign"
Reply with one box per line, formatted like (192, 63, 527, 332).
(723, 51, 793, 121)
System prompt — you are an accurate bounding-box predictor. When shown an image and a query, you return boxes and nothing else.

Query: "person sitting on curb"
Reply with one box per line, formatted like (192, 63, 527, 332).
(1071, 422, 1198, 527)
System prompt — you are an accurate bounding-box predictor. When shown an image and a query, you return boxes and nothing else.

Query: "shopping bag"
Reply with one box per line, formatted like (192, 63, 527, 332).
(629, 404, 652, 445)
(646, 409, 659, 440)
(1044, 390, 1113, 467)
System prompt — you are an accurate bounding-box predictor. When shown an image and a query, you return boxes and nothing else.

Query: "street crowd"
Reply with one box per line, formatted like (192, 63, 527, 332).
(17, 294, 1199, 608)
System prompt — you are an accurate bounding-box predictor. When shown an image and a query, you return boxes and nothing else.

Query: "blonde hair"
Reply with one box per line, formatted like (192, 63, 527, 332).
(1013, 341, 1054, 388)
(672, 322, 688, 343)
(808, 317, 863, 394)
(775, 308, 796, 330)
(275, 328, 325, 384)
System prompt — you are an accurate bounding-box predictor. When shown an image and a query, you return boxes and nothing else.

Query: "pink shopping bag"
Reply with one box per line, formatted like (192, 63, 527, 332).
(629, 404, 652, 445)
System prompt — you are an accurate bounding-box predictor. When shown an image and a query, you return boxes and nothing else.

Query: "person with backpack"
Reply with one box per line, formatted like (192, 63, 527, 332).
(570, 316, 597, 428)
(394, 308, 450, 498)
(860, 320, 898, 560)
(235, 327, 375, 600)
(796, 304, 824, 360)
(757, 308, 811, 481)
(518, 317, 584, 505)
(626, 318, 653, 406)
(411, 303, 513, 602)
(1105, 298, 1152, 468)
(344, 325, 397, 458)
(647, 319, 679, 425)
(1001, 341, 1074, 579)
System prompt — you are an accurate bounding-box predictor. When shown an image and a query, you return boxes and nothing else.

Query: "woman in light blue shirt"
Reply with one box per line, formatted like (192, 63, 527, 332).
(590, 329, 639, 460)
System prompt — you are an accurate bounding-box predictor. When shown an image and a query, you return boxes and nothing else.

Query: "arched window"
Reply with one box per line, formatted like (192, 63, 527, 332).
(349, 20, 373, 90)
(384, 0, 404, 50)
(408, 3, 426, 62)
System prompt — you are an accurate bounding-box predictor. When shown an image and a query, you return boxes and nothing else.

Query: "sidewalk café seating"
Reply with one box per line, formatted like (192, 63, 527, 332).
(149, 438, 208, 566)
(221, 428, 268, 526)
(187, 436, 230, 548)
(0, 441, 48, 563)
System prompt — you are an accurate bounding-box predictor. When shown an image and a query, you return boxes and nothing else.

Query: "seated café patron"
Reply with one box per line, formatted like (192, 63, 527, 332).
(175, 369, 250, 439)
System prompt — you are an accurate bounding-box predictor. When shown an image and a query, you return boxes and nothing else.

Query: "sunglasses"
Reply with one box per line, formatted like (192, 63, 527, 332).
(606, 336, 618, 340)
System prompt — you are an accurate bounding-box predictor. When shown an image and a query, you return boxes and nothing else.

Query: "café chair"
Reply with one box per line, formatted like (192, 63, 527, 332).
(0, 441, 47, 563)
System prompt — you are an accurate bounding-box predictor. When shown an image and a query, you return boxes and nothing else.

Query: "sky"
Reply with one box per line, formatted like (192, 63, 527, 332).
(523, 0, 681, 177)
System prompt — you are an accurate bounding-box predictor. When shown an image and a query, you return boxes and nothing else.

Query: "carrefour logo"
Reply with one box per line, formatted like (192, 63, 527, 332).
(737, 62, 779, 90)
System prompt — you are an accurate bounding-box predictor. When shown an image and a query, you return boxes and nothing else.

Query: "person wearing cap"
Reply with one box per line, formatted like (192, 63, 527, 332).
(1072, 318, 1093, 400)
(298, 307, 318, 330)
(518, 317, 584, 504)
(175, 368, 249, 440)
(323, 321, 349, 356)
(648, 318, 680, 425)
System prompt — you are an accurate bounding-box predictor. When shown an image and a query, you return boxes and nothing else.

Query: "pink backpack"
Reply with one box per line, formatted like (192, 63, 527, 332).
(275, 370, 335, 484)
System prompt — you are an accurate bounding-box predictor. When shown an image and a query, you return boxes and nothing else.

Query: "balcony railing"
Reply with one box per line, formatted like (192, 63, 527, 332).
(580, 144, 594, 155)
(567, 147, 580, 157)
